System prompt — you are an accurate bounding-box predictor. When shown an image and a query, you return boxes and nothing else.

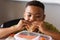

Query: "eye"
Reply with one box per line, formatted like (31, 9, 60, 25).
(28, 14, 31, 17)
(27, 12, 31, 17)
(36, 16, 41, 18)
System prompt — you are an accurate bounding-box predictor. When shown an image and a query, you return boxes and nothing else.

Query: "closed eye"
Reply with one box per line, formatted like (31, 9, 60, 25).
(36, 16, 41, 18)
(27, 12, 31, 17)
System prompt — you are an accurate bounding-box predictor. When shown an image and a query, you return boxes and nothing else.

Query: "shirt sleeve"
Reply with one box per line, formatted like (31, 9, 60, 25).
(0, 24, 4, 28)
(45, 22, 60, 33)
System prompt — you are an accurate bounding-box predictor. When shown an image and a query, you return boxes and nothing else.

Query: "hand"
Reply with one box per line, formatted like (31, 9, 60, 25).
(28, 24, 38, 32)
(28, 21, 39, 32)
(32, 21, 46, 33)
(16, 20, 31, 31)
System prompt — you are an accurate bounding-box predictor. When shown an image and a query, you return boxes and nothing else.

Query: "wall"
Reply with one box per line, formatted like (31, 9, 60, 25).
(45, 3, 60, 30)
(38, 0, 60, 4)
(0, 1, 27, 24)
(0, 1, 60, 30)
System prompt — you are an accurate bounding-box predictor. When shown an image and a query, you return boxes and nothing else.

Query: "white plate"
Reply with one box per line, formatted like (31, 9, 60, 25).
(5, 36, 15, 40)
(14, 31, 53, 40)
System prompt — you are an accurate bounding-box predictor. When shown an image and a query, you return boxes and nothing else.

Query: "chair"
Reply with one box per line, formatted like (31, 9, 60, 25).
(0, 18, 24, 28)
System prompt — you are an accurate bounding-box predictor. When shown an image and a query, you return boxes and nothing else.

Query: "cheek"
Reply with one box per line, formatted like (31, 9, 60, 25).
(24, 16, 29, 20)
(36, 18, 43, 21)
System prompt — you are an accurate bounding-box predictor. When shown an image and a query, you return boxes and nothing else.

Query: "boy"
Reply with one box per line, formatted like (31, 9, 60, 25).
(0, 1, 60, 40)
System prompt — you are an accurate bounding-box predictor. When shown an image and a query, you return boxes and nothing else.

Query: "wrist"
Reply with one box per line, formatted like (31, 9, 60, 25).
(14, 24, 23, 31)
(14, 25, 20, 31)
(10, 25, 19, 32)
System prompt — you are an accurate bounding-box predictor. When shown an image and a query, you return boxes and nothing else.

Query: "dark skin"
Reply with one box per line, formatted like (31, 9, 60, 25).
(0, 5, 60, 40)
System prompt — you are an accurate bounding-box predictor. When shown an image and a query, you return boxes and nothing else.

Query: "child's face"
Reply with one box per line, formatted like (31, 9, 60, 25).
(24, 6, 45, 22)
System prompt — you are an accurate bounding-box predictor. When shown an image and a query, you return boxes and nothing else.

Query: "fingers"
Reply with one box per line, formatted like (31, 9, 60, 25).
(28, 25, 35, 32)
(17, 20, 23, 27)
(31, 21, 45, 33)
(28, 24, 38, 32)
(17, 20, 44, 32)
(17, 20, 28, 27)
(23, 20, 31, 30)
(17, 20, 31, 31)
(25, 25, 30, 31)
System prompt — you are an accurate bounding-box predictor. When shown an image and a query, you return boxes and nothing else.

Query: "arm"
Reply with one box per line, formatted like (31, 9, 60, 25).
(38, 22, 60, 40)
(0, 20, 30, 38)
(32, 21, 60, 40)
(42, 29, 60, 40)
(0, 25, 19, 38)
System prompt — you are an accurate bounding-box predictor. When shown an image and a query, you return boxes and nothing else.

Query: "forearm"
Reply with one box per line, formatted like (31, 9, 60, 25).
(38, 23, 60, 40)
(43, 30, 60, 40)
(0, 25, 18, 38)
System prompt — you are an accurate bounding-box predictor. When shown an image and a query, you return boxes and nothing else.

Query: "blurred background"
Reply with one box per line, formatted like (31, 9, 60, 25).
(0, 0, 60, 30)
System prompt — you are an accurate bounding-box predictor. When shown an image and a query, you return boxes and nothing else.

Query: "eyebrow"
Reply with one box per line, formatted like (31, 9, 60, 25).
(35, 13, 42, 15)
(27, 12, 31, 14)
(27, 12, 42, 15)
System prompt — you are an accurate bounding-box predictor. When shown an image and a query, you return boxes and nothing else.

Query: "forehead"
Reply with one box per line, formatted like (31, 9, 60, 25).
(25, 6, 44, 15)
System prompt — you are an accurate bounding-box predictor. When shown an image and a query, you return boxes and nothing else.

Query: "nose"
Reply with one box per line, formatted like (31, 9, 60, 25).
(30, 16, 35, 22)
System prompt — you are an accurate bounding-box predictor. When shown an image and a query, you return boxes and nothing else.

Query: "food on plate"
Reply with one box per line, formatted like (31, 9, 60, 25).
(39, 37, 46, 40)
(18, 34, 46, 40)
(14, 31, 53, 40)
(28, 24, 38, 32)
(18, 34, 36, 39)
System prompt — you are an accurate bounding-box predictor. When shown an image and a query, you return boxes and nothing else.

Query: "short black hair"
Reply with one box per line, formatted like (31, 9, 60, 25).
(26, 1, 45, 11)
